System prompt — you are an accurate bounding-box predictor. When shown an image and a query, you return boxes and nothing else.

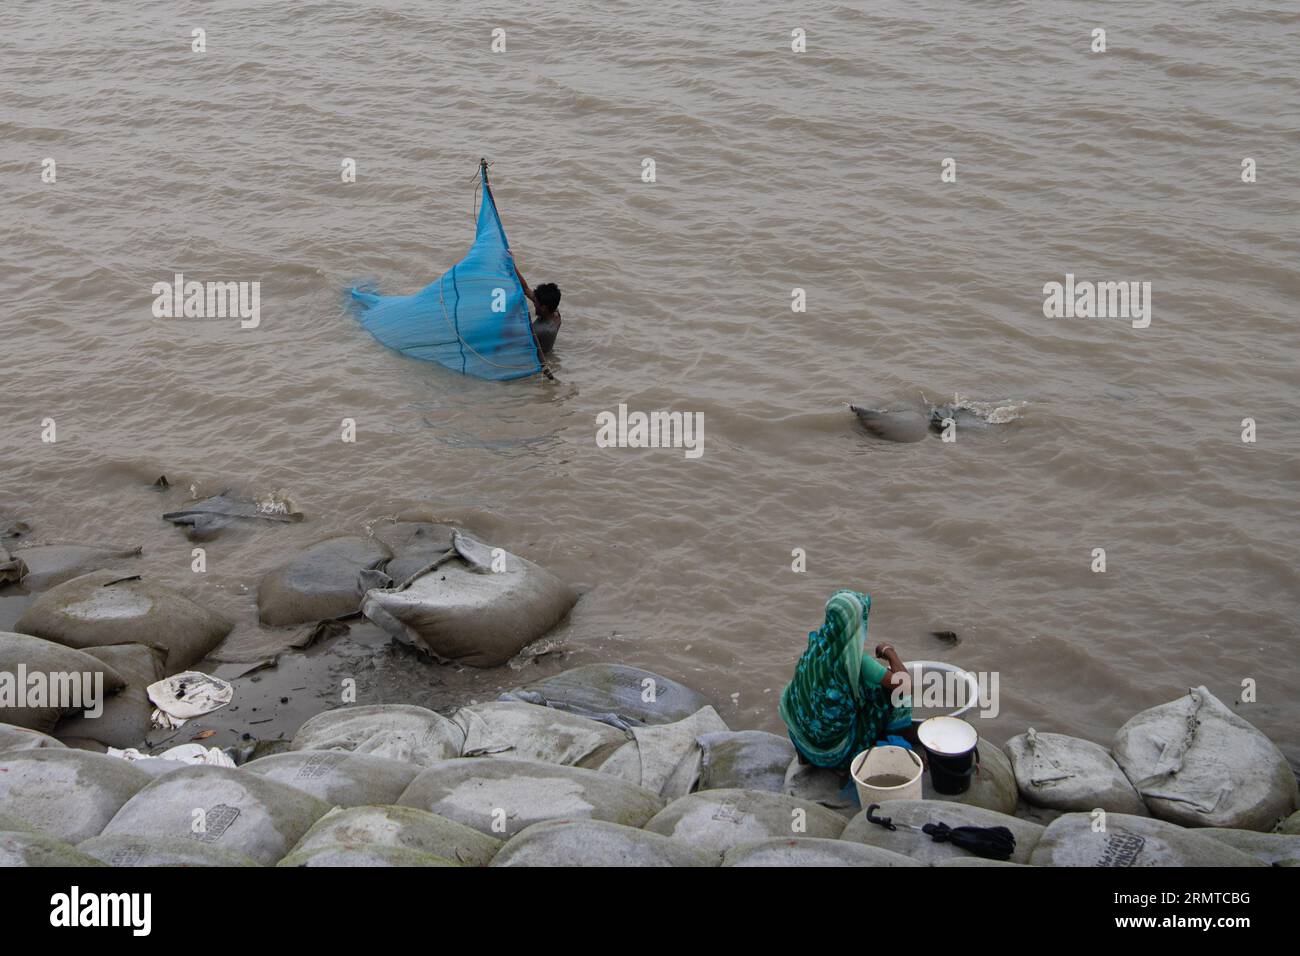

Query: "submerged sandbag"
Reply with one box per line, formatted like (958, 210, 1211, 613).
(291, 804, 500, 866)
(397, 757, 664, 838)
(0, 722, 65, 752)
(1112, 686, 1298, 831)
(242, 750, 420, 807)
(290, 704, 464, 766)
(723, 837, 923, 867)
(598, 705, 729, 798)
(1006, 729, 1146, 815)
(645, 789, 847, 855)
(101, 764, 331, 865)
(162, 492, 303, 541)
(78, 834, 261, 867)
(257, 535, 392, 626)
(0, 632, 126, 733)
(14, 571, 233, 675)
(279, 843, 459, 867)
(373, 521, 456, 585)
(922, 738, 1019, 816)
(698, 730, 796, 794)
(5, 544, 142, 591)
(0, 830, 106, 867)
(55, 643, 164, 749)
(840, 799, 1044, 865)
(503, 663, 712, 727)
(455, 700, 629, 768)
(0, 748, 152, 843)
(1199, 828, 1300, 866)
(360, 531, 576, 667)
(491, 819, 718, 867)
(1030, 812, 1266, 867)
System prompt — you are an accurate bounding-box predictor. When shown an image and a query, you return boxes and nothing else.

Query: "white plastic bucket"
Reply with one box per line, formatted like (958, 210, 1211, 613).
(850, 744, 923, 806)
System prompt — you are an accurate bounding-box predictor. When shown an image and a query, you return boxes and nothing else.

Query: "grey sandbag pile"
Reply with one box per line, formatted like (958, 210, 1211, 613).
(242, 750, 421, 807)
(697, 730, 797, 793)
(290, 703, 465, 767)
(839, 799, 1044, 865)
(397, 757, 664, 838)
(491, 819, 718, 867)
(55, 643, 164, 749)
(1029, 812, 1267, 867)
(922, 738, 1018, 815)
(722, 837, 923, 867)
(645, 788, 847, 855)
(0, 748, 152, 843)
(100, 764, 331, 865)
(78, 834, 262, 867)
(1, 543, 142, 591)
(0, 631, 125, 732)
(1112, 685, 1298, 831)
(0, 830, 106, 867)
(454, 700, 629, 768)
(1006, 728, 1146, 815)
(14, 571, 232, 675)
(360, 530, 577, 667)
(289, 804, 500, 866)
(597, 705, 729, 798)
(503, 662, 712, 727)
(257, 535, 392, 626)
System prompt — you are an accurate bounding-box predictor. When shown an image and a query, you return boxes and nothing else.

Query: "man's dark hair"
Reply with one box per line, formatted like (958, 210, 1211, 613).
(534, 282, 562, 312)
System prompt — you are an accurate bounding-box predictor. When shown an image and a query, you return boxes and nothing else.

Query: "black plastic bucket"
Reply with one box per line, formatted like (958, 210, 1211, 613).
(917, 716, 980, 796)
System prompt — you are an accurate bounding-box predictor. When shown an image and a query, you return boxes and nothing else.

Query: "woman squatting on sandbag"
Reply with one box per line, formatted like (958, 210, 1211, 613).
(778, 589, 914, 773)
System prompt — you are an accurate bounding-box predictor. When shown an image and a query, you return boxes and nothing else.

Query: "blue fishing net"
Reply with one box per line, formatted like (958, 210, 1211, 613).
(350, 166, 544, 381)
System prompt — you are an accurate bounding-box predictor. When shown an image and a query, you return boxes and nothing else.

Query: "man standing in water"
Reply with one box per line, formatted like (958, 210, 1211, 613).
(510, 253, 562, 354)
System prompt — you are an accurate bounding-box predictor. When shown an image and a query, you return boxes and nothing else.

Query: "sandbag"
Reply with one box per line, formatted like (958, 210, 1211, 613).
(783, 758, 858, 815)
(78, 834, 261, 867)
(0, 722, 65, 752)
(1006, 729, 1145, 816)
(723, 837, 923, 867)
(645, 789, 847, 855)
(491, 819, 718, 867)
(257, 535, 392, 626)
(102, 765, 331, 865)
(1112, 686, 1298, 831)
(0, 830, 106, 866)
(1030, 812, 1266, 867)
(933, 857, 1029, 867)
(373, 521, 456, 585)
(397, 757, 664, 838)
(242, 750, 420, 807)
(5, 544, 142, 591)
(922, 738, 1019, 816)
(454, 700, 629, 768)
(0, 748, 152, 843)
(14, 571, 233, 675)
(1199, 828, 1300, 866)
(360, 532, 576, 667)
(291, 804, 500, 866)
(290, 704, 464, 766)
(279, 843, 460, 866)
(698, 730, 796, 793)
(598, 705, 729, 798)
(1281, 811, 1300, 836)
(840, 799, 1044, 865)
(0, 631, 126, 732)
(55, 643, 164, 749)
(503, 663, 712, 727)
